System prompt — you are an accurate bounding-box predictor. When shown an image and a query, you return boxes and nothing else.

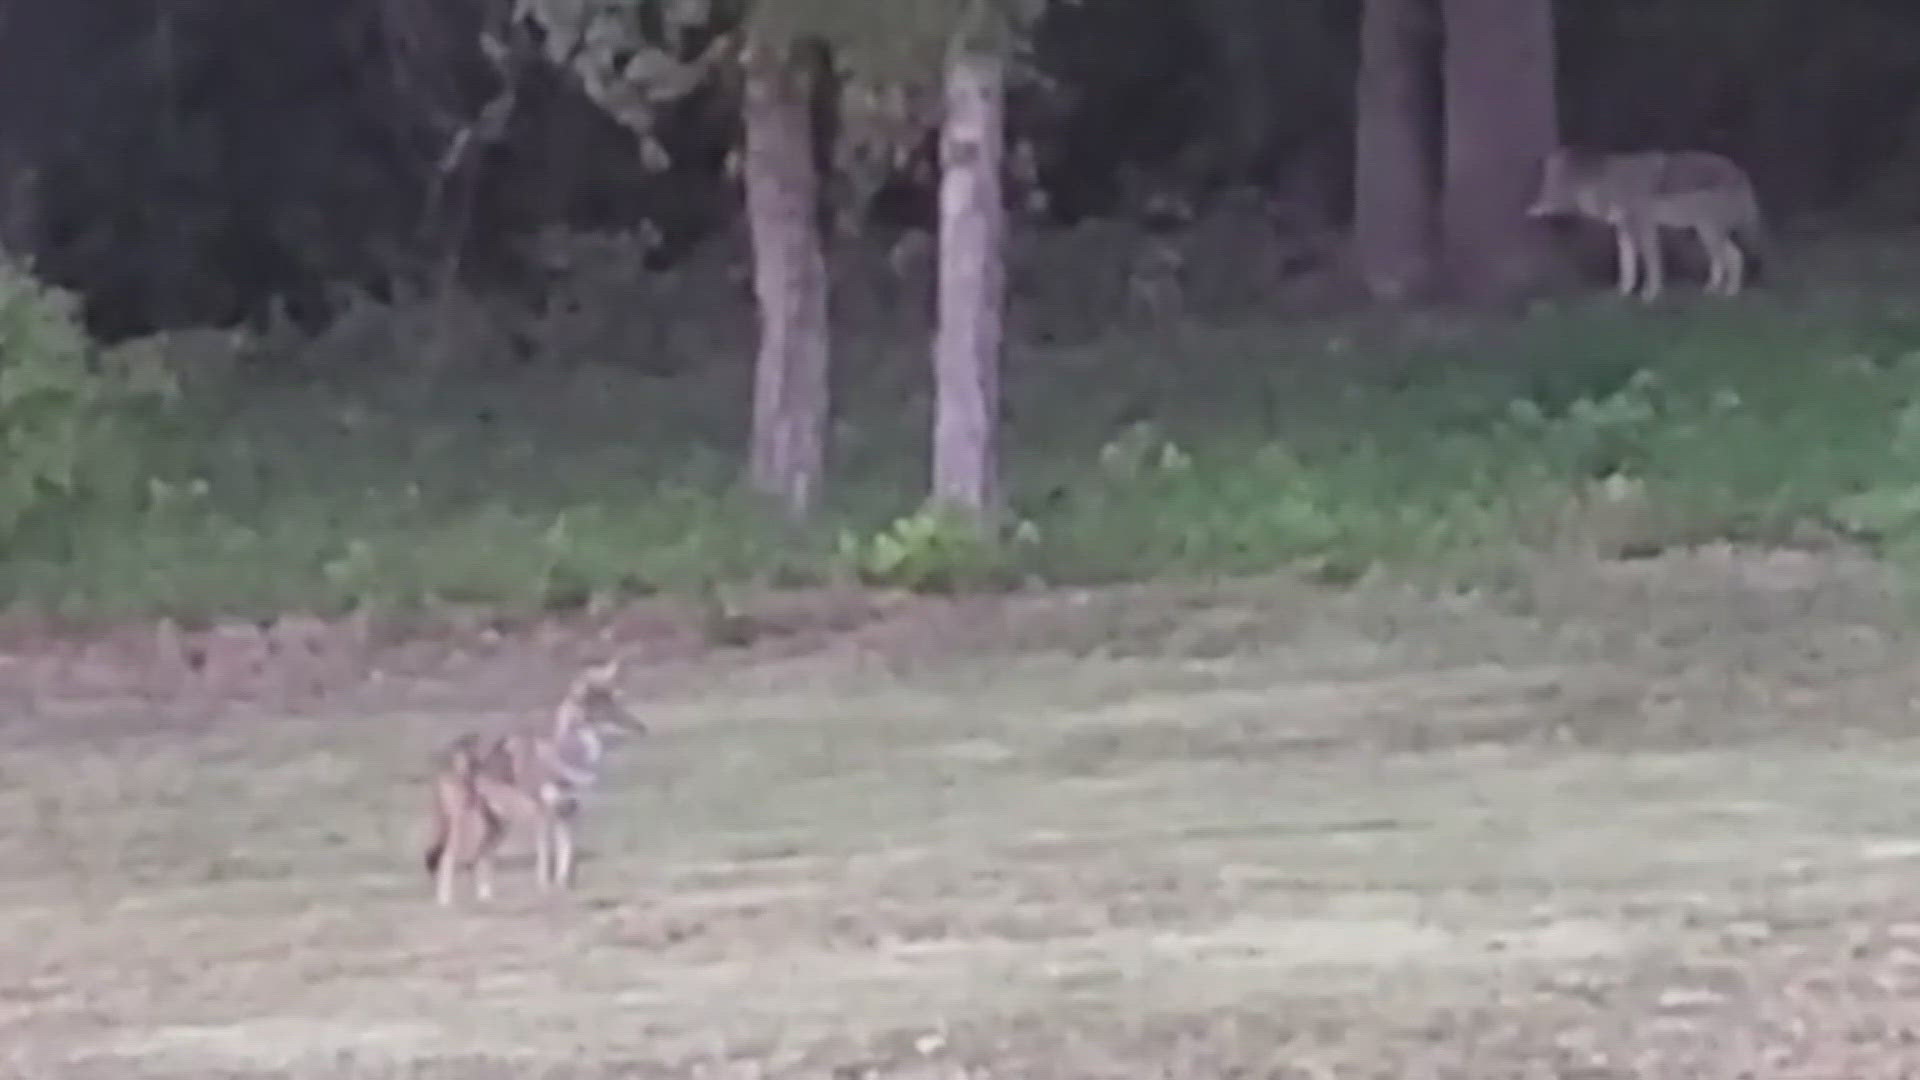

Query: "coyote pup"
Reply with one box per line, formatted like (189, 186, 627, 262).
(1527, 147, 1768, 300)
(423, 659, 647, 904)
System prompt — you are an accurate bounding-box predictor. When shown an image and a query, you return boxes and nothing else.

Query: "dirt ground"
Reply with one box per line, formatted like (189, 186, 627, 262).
(7, 544, 1920, 1078)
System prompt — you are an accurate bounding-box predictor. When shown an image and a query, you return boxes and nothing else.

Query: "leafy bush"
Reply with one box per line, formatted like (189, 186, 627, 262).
(0, 256, 175, 544)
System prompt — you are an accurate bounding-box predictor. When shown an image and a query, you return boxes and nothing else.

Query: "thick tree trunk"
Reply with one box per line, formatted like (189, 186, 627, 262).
(931, 51, 1007, 516)
(742, 39, 831, 519)
(1353, 0, 1438, 302)
(1439, 0, 1559, 303)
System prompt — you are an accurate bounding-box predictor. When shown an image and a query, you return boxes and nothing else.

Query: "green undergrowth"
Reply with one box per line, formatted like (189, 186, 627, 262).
(9, 256, 1920, 622)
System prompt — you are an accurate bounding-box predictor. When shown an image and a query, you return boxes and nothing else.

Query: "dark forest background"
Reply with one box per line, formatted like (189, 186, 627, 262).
(4, 0, 1916, 339)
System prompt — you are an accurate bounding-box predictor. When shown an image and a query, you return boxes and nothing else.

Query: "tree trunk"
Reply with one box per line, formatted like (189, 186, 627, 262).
(0, 159, 39, 257)
(1439, 0, 1559, 303)
(1192, 0, 1282, 184)
(931, 51, 1007, 516)
(1353, 0, 1438, 302)
(742, 39, 831, 519)
(0, 2, 80, 262)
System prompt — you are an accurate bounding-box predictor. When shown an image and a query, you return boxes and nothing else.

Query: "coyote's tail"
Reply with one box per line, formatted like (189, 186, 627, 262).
(423, 832, 448, 875)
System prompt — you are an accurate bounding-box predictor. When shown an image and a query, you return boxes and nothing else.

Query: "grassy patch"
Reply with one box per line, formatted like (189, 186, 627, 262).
(10, 239, 1920, 619)
(7, 552, 1920, 1075)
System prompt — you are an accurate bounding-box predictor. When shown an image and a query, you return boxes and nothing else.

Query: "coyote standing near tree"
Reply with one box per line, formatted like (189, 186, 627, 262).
(1526, 147, 1769, 300)
(423, 659, 648, 905)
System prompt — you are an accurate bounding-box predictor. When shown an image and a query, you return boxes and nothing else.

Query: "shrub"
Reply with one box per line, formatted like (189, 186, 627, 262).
(838, 504, 1029, 593)
(0, 256, 175, 545)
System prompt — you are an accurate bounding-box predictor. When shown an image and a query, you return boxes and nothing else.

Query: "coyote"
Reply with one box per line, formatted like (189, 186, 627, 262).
(423, 733, 510, 906)
(422, 659, 647, 905)
(1526, 147, 1769, 300)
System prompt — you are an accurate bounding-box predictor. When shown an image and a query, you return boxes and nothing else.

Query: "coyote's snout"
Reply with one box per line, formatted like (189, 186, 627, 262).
(1527, 147, 1769, 300)
(422, 659, 646, 905)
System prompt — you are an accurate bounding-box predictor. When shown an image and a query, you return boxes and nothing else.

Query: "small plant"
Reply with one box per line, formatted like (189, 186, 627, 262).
(838, 503, 1029, 593)
(1097, 419, 1193, 481)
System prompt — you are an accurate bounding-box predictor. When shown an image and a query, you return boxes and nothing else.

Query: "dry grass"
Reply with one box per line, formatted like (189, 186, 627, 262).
(8, 547, 1920, 1077)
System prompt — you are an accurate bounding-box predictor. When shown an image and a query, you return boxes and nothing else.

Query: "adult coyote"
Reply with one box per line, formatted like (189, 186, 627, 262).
(422, 659, 647, 904)
(1526, 147, 1769, 300)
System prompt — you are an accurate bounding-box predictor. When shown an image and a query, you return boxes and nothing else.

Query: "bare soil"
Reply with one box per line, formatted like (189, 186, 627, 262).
(7, 544, 1920, 1077)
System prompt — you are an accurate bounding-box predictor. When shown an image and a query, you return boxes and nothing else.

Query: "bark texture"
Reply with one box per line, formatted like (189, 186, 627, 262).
(743, 39, 831, 519)
(1440, 0, 1559, 303)
(931, 51, 1007, 516)
(1353, 0, 1439, 302)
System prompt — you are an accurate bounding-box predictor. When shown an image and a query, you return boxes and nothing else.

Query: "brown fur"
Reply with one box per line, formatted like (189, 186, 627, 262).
(423, 734, 511, 906)
(422, 660, 646, 903)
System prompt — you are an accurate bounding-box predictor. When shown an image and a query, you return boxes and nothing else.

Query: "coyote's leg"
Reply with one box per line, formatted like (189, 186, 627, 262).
(1697, 226, 1735, 295)
(434, 850, 459, 906)
(1613, 226, 1639, 297)
(474, 845, 496, 901)
(532, 816, 554, 891)
(1699, 228, 1723, 294)
(552, 819, 577, 889)
(1632, 221, 1664, 300)
(1717, 231, 1747, 295)
(430, 805, 464, 906)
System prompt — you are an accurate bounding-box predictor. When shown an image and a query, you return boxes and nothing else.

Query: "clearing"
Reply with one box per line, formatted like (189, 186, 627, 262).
(6, 546, 1920, 1077)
